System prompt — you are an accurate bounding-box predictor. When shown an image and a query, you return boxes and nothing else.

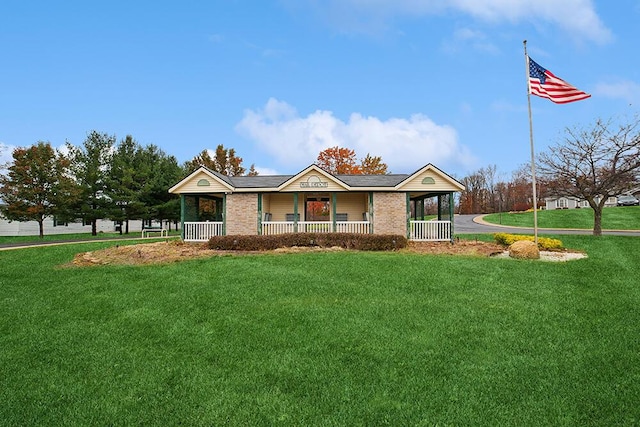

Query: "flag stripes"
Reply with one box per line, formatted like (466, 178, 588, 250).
(528, 56, 590, 104)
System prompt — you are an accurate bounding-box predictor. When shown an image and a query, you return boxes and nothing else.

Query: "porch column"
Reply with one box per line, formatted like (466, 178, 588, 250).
(222, 193, 227, 235)
(332, 192, 337, 232)
(293, 192, 299, 232)
(180, 194, 185, 240)
(406, 192, 411, 239)
(257, 193, 262, 235)
(449, 192, 455, 243)
(369, 192, 374, 234)
(417, 197, 424, 220)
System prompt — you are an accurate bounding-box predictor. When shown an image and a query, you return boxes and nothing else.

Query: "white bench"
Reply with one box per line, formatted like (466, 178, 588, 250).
(141, 227, 168, 238)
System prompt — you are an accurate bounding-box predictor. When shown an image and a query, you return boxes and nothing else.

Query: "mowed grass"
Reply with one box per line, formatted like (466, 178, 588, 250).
(0, 230, 181, 245)
(1, 236, 640, 426)
(483, 206, 640, 230)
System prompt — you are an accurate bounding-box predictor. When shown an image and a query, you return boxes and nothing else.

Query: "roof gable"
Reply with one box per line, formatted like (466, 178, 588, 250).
(168, 167, 234, 194)
(277, 165, 350, 192)
(395, 164, 465, 192)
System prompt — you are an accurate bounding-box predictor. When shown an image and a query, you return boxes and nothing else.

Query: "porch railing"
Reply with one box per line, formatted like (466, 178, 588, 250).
(263, 221, 370, 235)
(183, 220, 451, 242)
(410, 220, 452, 241)
(184, 221, 224, 242)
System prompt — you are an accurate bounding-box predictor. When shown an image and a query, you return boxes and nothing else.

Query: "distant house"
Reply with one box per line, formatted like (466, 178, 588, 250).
(0, 207, 170, 236)
(0, 215, 125, 236)
(544, 195, 623, 210)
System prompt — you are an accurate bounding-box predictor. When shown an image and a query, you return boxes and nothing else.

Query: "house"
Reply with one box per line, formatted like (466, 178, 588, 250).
(0, 216, 138, 236)
(544, 196, 590, 210)
(169, 163, 465, 243)
(544, 195, 621, 210)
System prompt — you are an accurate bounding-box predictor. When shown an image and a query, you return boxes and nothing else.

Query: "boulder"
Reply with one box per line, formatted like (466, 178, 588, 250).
(508, 240, 540, 260)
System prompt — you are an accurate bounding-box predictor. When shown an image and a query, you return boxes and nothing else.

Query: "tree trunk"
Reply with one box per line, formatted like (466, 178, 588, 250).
(593, 207, 603, 236)
(92, 219, 97, 236)
(38, 219, 44, 239)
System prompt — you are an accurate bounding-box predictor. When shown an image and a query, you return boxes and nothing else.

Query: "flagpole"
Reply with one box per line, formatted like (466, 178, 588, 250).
(523, 40, 539, 244)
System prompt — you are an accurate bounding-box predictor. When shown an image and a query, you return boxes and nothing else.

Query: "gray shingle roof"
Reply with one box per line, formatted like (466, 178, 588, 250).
(336, 174, 408, 187)
(229, 175, 292, 188)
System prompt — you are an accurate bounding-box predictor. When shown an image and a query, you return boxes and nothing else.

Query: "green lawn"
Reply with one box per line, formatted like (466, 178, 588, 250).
(1, 236, 639, 425)
(0, 230, 181, 245)
(483, 206, 640, 230)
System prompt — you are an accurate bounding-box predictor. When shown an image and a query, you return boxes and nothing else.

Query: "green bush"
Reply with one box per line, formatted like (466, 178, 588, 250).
(493, 233, 563, 250)
(208, 233, 408, 251)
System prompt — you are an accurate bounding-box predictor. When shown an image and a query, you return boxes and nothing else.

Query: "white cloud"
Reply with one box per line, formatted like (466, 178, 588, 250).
(593, 79, 640, 104)
(289, 0, 612, 44)
(235, 98, 475, 173)
(0, 142, 16, 170)
(442, 27, 500, 54)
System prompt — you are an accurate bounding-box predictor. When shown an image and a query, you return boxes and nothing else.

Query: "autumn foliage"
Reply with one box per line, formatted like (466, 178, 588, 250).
(315, 146, 388, 175)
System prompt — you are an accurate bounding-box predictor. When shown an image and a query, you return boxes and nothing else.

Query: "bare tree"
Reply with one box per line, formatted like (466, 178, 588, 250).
(538, 116, 640, 235)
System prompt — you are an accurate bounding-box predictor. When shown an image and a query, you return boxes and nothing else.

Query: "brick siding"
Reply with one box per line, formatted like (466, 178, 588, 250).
(372, 192, 407, 236)
(225, 193, 258, 235)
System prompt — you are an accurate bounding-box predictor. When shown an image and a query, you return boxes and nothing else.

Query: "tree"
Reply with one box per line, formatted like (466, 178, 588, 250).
(538, 116, 640, 236)
(67, 131, 116, 236)
(137, 145, 182, 228)
(458, 165, 498, 214)
(315, 146, 389, 175)
(360, 153, 388, 175)
(0, 142, 78, 238)
(107, 135, 147, 233)
(184, 144, 256, 176)
(316, 147, 361, 174)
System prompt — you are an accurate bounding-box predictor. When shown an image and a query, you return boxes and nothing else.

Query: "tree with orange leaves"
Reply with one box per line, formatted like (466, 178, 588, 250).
(315, 146, 388, 175)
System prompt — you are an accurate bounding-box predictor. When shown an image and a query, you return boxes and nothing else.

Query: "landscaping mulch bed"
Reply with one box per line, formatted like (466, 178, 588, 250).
(68, 239, 584, 267)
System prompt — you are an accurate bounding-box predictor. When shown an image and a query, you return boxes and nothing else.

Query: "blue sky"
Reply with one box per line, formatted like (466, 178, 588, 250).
(1, 0, 639, 179)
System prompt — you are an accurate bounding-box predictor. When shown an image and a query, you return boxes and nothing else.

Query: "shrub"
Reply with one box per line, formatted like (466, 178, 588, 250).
(208, 233, 408, 251)
(493, 233, 563, 250)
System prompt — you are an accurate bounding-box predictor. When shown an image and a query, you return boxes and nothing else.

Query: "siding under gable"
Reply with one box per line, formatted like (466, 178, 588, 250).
(397, 169, 461, 192)
(173, 171, 232, 194)
(279, 171, 348, 192)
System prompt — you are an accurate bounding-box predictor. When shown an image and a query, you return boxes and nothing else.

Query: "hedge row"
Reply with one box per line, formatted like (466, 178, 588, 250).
(207, 233, 408, 251)
(493, 232, 564, 250)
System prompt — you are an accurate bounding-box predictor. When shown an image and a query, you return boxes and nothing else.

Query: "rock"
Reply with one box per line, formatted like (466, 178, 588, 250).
(508, 240, 540, 260)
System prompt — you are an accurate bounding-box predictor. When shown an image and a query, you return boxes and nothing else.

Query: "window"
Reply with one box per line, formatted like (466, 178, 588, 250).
(52, 216, 68, 227)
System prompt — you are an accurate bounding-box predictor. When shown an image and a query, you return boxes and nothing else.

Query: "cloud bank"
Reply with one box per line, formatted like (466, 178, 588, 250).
(236, 98, 475, 173)
(288, 0, 612, 44)
(593, 79, 640, 104)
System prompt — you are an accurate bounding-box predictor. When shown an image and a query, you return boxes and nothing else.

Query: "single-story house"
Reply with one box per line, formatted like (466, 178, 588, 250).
(544, 195, 624, 210)
(0, 216, 139, 237)
(169, 163, 465, 243)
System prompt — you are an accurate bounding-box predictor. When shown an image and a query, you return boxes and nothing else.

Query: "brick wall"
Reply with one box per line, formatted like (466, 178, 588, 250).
(225, 193, 258, 235)
(372, 192, 407, 236)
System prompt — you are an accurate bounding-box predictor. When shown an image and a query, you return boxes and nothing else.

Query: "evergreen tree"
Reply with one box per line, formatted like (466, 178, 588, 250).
(67, 131, 115, 236)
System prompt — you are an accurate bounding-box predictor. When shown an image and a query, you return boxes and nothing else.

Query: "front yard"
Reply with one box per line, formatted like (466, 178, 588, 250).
(1, 235, 639, 425)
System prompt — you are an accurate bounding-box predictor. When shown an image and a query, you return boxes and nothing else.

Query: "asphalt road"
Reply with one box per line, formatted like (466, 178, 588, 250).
(455, 214, 640, 237)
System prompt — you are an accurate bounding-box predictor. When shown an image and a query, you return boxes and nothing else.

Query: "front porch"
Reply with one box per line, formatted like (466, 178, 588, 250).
(171, 163, 464, 244)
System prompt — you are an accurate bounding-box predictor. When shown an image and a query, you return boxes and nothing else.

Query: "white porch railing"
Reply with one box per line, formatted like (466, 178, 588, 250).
(410, 220, 452, 241)
(184, 221, 224, 242)
(262, 221, 370, 235)
(183, 220, 451, 241)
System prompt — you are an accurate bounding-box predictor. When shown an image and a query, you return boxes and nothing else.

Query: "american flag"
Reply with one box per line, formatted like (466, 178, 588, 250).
(528, 56, 591, 104)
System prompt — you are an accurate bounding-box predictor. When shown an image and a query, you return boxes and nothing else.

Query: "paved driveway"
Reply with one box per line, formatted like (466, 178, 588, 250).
(454, 214, 640, 237)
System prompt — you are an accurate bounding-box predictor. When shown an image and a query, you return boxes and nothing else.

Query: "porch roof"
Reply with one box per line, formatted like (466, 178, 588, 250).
(169, 163, 465, 194)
